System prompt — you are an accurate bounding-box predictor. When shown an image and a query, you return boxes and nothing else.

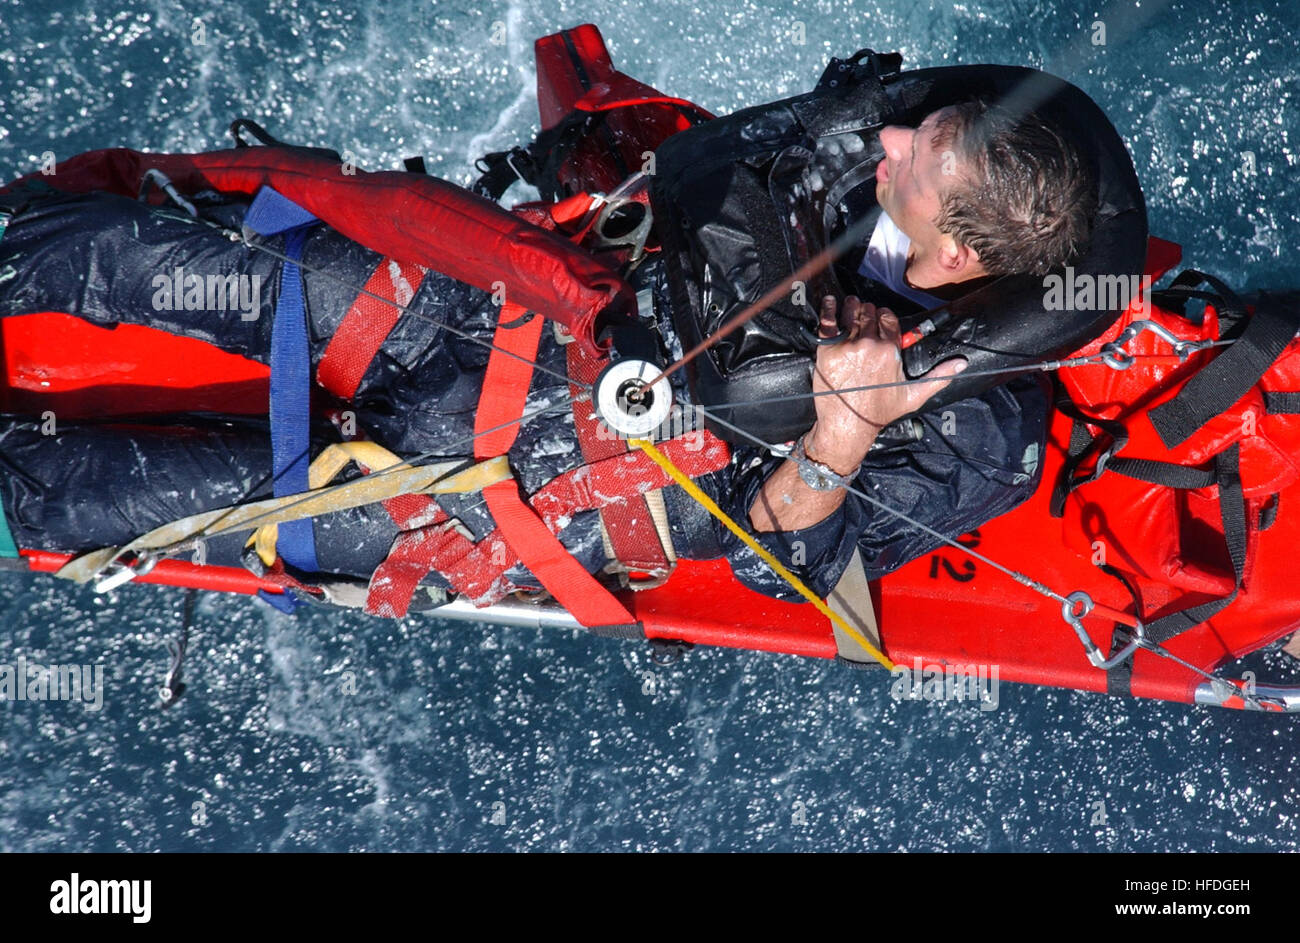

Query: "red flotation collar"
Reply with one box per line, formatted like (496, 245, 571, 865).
(6, 146, 631, 358)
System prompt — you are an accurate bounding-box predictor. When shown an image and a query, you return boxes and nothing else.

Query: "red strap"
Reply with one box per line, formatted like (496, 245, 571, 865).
(361, 364, 731, 616)
(318, 257, 427, 399)
(366, 516, 473, 618)
(566, 340, 671, 572)
(473, 302, 543, 458)
(364, 467, 518, 616)
(438, 435, 730, 599)
(434, 530, 517, 603)
(364, 431, 731, 615)
(474, 303, 638, 628)
(360, 281, 732, 619)
(367, 493, 520, 613)
(529, 436, 731, 528)
(550, 192, 599, 230)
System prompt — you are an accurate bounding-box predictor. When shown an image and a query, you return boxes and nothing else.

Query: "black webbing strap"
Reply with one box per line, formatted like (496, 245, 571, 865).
(1049, 386, 1129, 517)
(225, 118, 342, 163)
(472, 144, 543, 201)
(1263, 390, 1300, 413)
(472, 96, 710, 203)
(1105, 636, 1135, 696)
(1097, 563, 1143, 697)
(1103, 457, 1216, 490)
(1259, 493, 1281, 531)
(1149, 269, 1246, 329)
(814, 49, 902, 91)
(1051, 396, 1230, 508)
(1148, 281, 1299, 449)
(1048, 416, 1095, 518)
(1142, 444, 1248, 645)
(1054, 429, 1251, 647)
(1056, 442, 1252, 685)
(473, 108, 606, 202)
(229, 118, 282, 148)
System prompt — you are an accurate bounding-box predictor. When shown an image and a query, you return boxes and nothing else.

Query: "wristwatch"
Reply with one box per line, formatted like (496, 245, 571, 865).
(792, 435, 850, 492)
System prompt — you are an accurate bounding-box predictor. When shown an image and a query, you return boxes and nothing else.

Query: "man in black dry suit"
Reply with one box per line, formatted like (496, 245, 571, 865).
(0, 99, 1093, 609)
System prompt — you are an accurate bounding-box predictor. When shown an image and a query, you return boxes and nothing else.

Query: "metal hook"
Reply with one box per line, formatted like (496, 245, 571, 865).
(1061, 590, 1145, 670)
(138, 168, 199, 218)
(159, 636, 187, 707)
(1098, 319, 1210, 370)
(159, 588, 195, 709)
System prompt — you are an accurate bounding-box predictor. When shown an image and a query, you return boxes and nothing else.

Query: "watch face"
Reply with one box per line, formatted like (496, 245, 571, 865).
(799, 461, 835, 491)
(795, 436, 836, 490)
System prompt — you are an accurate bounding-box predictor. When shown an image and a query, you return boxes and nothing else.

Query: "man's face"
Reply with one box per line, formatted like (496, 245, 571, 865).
(875, 106, 984, 287)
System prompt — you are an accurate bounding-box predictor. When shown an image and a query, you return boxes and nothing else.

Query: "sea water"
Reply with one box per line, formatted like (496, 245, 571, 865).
(0, 0, 1297, 851)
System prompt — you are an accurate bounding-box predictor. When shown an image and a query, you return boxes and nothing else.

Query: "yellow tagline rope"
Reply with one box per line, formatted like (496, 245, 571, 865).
(630, 437, 894, 670)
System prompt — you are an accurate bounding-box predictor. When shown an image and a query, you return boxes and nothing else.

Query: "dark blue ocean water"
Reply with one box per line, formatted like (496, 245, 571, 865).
(1, 0, 1298, 852)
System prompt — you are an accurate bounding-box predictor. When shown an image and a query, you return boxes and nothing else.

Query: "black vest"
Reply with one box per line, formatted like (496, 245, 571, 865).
(649, 51, 1147, 444)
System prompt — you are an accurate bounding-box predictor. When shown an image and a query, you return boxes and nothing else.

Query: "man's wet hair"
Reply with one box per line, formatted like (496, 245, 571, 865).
(931, 99, 1097, 277)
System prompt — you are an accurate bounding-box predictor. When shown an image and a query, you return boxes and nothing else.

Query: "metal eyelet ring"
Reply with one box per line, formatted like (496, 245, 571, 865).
(800, 324, 849, 347)
(1062, 590, 1094, 626)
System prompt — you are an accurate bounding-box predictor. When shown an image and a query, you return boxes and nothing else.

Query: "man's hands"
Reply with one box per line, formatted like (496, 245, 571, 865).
(749, 294, 966, 534)
(804, 295, 966, 474)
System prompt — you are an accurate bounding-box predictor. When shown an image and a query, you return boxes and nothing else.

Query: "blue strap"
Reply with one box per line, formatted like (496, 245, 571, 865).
(257, 588, 305, 614)
(244, 187, 320, 573)
(244, 186, 318, 235)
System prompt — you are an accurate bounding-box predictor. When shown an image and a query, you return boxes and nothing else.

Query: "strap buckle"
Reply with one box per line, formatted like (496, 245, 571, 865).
(502, 149, 532, 188)
(608, 565, 674, 592)
(583, 173, 654, 263)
